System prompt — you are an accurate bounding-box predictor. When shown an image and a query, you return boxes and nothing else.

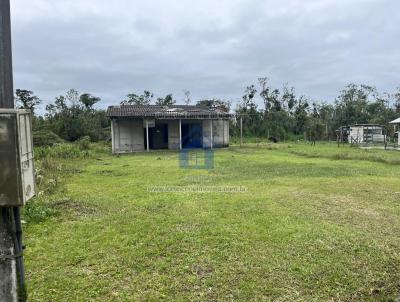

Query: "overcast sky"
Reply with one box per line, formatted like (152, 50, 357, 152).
(10, 0, 400, 111)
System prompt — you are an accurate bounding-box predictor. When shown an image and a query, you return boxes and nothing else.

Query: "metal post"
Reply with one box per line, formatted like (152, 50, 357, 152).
(210, 119, 213, 149)
(240, 116, 243, 147)
(179, 119, 182, 150)
(146, 119, 149, 152)
(1, 0, 25, 300)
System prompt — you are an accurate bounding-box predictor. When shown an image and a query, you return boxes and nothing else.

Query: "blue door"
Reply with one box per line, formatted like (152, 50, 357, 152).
(182, 123, 203, 148)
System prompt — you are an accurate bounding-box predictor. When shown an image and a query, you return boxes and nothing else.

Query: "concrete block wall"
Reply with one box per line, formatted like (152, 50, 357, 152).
(112, 119, 144, 153)
(167, 120, 180, 150)
(202, 119, 212, 148)
(111, 118, 230, 153)
(212, 119, 224, 147)
(202, 119, 229, 148)
(223, 119, 229, 147)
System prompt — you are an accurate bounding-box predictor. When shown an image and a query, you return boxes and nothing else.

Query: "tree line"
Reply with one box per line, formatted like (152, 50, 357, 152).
(232, 79, 400, 141)
(15, 80, 400, 145)
(16, 88, 109, 145)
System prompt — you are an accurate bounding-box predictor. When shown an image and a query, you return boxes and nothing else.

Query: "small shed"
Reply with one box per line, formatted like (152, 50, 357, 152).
(107, 105, 232, 154)
(348, 124, 385, 144)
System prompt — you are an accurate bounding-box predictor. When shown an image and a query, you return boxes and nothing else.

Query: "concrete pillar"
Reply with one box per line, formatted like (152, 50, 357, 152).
(111, 120, 115, 154)
(210, 119, 213, 149)
(146, 119, 149, 152)
(227, 119, 230, 146)
(179, 119, 182, 150)
(222, 119, 225, 147)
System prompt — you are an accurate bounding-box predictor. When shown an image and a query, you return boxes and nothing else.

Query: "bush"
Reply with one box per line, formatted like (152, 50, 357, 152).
(33, 130, 64, 147)
(22, 200, 57, 223)
(35, 143, 90, 160)
(77, 136, 91, 150)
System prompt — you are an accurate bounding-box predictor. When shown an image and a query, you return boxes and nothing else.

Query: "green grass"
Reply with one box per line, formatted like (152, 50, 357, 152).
(23, 142, 400, 301)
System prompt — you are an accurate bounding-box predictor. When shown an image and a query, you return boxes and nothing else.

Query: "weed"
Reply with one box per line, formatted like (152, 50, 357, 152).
(22, 200, 58, 223)
(77, 136, 91, 151)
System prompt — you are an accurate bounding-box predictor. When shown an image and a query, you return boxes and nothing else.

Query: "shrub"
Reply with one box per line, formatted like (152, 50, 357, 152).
(77, 136, 91, 151)
(35, 143, 90, 160)
(33, 130, 64, 147)
(22, 200, 57, 223)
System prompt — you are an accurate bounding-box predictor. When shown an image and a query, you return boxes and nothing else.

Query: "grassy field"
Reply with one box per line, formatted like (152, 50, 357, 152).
(23, 143, 400, 301)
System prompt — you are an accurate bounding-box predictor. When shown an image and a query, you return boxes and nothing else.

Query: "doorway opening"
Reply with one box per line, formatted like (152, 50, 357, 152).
(144, 123, 168, 150)
(182, 122, 203, 148)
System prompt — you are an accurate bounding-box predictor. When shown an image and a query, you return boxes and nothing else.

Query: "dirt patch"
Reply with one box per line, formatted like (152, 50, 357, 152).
(94, 169, 128, 177)
(50, 198, 97, 217)
(192, 263, 214, 278)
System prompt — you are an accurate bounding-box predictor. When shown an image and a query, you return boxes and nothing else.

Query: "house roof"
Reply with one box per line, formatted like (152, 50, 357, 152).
(389, 118, 400, 124)
(107, 105, 232, 119)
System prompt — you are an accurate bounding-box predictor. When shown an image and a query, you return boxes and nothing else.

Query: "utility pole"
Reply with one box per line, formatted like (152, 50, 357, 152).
(0, 0, 13, 107)
(1, 0, 26, 301)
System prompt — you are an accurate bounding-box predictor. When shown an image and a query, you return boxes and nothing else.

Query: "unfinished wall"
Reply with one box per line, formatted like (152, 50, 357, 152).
(212, 119, 225, 147)
(167, 120, 180, 149)
(111, 118, 230, 153)
(202, 119, 212, 148)
(202, 119, 229, 148)
(224, 119, 229, 147)
(112, 118, 144, 153)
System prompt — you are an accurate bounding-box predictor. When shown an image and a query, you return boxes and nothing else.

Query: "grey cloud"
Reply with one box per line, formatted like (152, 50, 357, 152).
(9, 0, 400, 113)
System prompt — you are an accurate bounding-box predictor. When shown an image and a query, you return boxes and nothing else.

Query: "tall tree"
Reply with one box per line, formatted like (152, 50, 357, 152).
(394, 88, 400, 113)
(196, 98, 231, 112)
(156, 94, 176, 106)
(15, 89, 41, 113)
(258, 77, 270, 113)
(334, 84, 375, 125)
(122, 90, 153, 105)
(79, 93, 100, 110)
(66, 88, 79, 106)
(183, 90, 191, 105)
(241, 85, 257, 110)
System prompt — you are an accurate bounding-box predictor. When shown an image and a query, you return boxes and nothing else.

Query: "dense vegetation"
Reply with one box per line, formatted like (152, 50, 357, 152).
(15, 80, 400, 145)
(232, 80, 400, 141)
(16, 88, 110, 145)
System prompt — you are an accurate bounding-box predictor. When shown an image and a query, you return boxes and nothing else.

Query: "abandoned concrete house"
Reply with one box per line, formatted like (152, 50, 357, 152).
(107, 105, 231, 153)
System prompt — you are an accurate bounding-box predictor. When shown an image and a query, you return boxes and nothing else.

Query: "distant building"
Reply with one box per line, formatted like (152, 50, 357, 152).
(107, 105, 231, 153)
(348, 124, 385, 144)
